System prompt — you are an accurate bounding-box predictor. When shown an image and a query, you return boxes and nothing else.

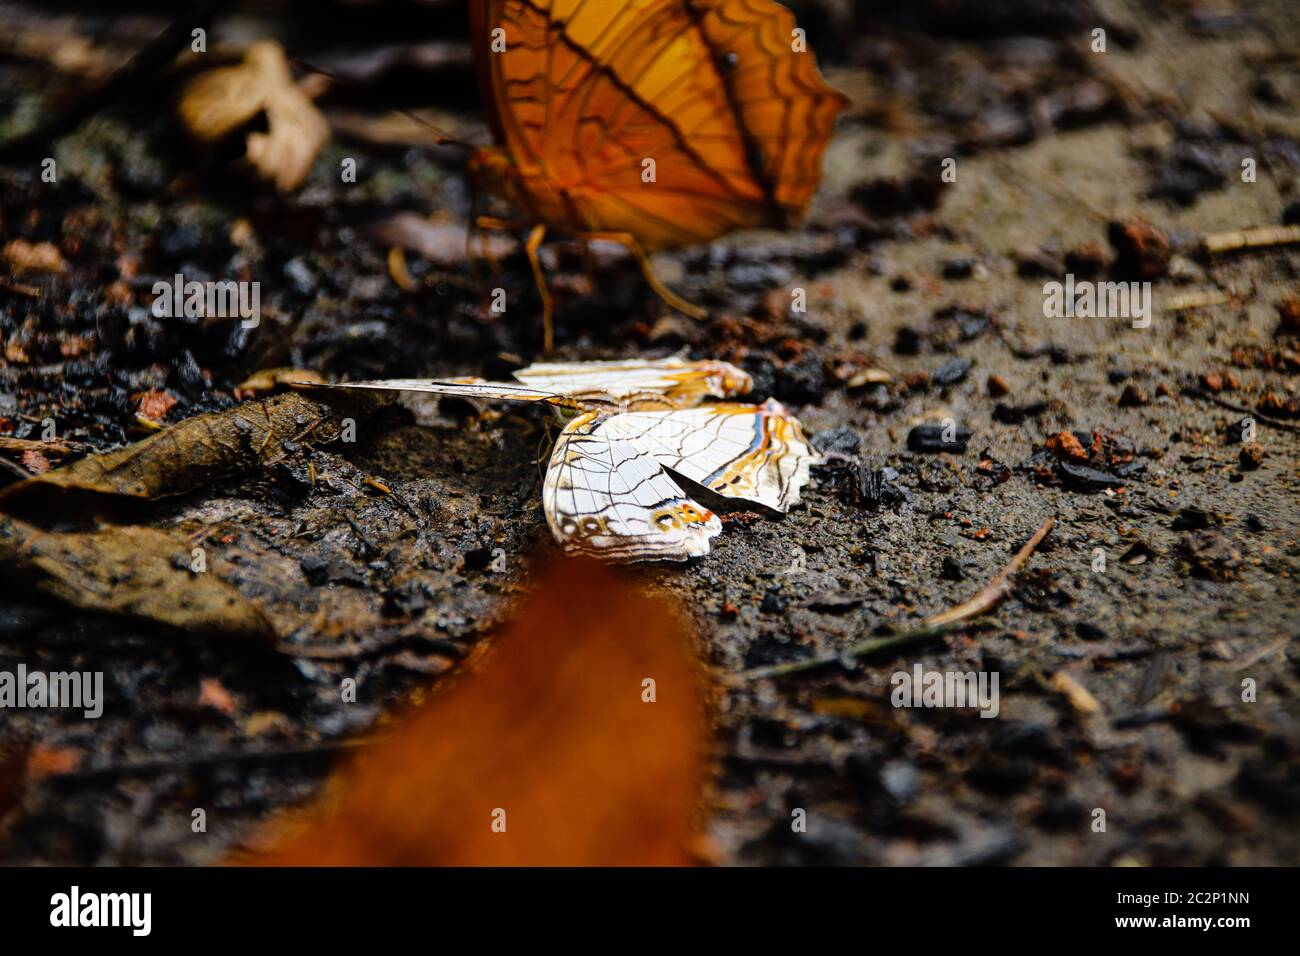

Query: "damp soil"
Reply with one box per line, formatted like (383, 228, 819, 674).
(1, 0, 1298, 865)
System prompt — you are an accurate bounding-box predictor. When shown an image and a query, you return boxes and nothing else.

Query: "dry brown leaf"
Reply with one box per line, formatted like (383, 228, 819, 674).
(239, 556, 709, 866)
(132, 388, 178, 423)
(178, 41, 329, 193)
(0, 516, 274, 640)
(3, 239, 67, 274)
(0, 390, 382, 506)
(24, 745, 82, 781)
(20, 449, 50, 474)
(198, 678, 238, 715)
(236, 367, 325, 393)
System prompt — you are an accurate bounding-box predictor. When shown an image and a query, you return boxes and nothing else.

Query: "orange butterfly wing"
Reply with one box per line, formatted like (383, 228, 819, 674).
(470, 0, 848, 249)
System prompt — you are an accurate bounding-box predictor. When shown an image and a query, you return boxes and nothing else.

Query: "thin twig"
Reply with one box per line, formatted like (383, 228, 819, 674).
(1201, 224, 1300, 256)
(738, 516, 1056, 681)
(1181, 386, 1300, 433)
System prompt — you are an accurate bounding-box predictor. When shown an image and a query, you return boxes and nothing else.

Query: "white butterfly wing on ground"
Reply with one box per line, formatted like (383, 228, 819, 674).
(308, 359, 815, 563)
(603, 400, 817, 512)
(514, 357, 752, 406)
(544, 411, 722, 562)
(320, 377, 573, 407)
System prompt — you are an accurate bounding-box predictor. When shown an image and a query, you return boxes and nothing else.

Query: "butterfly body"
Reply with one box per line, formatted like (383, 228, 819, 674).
(468, 146, 588, 239)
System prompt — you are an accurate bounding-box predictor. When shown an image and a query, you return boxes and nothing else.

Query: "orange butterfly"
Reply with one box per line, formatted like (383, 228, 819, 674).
(467, 0, 848, 350)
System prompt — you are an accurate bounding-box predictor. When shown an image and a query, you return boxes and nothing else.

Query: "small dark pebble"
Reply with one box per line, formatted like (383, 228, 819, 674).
(743, 633, 811, 668)
(811, 425, 861, 457)
(299, 555, 366, 587)
(774, 351, 827, 404)
(1064, 242, 1108, 277)
(1119, 383, 1150, 406)
(993, 721, 1068, 761)
(1055, 461, 1126, 491)
(1172, 506, 1212, 531)
(1222, 417, 1253, 445)
(934, 305, 990, 341)
(940, 555, 965, 581)
(993, 400, 1050, 424)
(805, 590, 867, 612)
(967, 759, 1037, 794)
(460, 545, 495, 571)
(1076, 621, 1108, 641)
(907, 423, 971, 453)
(932, 356, 972, 386)
(1034, 797, 1088, 831)
(1236, 759, 1300, 815)
(383, 580, 431, 616)
(941, 257, 978, 279)
(760, 588, 789, 615)
(1108, 218, 1171, 280)
(157, 223, 202, 260)
(893, 326, 923, 355)
(1238, 444, 1264, 471)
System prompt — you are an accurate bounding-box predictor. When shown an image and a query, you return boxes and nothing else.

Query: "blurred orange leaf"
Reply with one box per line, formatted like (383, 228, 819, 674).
(240, 556, 709, 865)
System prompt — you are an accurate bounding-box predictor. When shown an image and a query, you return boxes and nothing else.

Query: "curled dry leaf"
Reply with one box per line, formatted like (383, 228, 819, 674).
(3, 239, 67, 274)
(178, 41, 329, 192)
(0, 516, 274, 640)
(0, 390, 383, 506)
(239, 556, 709, 865)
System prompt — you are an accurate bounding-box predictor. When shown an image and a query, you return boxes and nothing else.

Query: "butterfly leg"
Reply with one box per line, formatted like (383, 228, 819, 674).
(524, 223, 555, 353)
(579, 231, 707, 321)
(473, 215, 528, 278)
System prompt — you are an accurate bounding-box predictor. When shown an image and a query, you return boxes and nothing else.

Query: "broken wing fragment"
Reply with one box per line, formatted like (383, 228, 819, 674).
(513, 357, 753, 406)
(604, 399, 815, 512)
(544, 411, 723, 562)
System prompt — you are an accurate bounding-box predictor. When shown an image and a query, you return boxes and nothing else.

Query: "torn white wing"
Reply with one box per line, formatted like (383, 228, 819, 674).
(543, 411, 722, 563)
(514, 357, 752, 407)
(602, 400, 817, 512)
(314, 377, 579, 409)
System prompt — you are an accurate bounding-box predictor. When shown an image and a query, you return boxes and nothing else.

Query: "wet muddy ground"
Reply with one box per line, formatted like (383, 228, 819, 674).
(1, 0, 1298, 864)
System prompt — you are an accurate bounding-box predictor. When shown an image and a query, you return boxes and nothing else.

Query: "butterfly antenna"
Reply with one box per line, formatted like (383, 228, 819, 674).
(291, 58, 478, 153)
(467, 189, 483, 283)
(534, 417, 557, 481)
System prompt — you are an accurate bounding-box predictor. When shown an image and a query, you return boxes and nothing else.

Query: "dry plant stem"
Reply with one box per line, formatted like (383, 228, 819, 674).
(740, 516, 1056, 681)
(1181, 386, 1300, 433)
(1201, 224, 1300, 255)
